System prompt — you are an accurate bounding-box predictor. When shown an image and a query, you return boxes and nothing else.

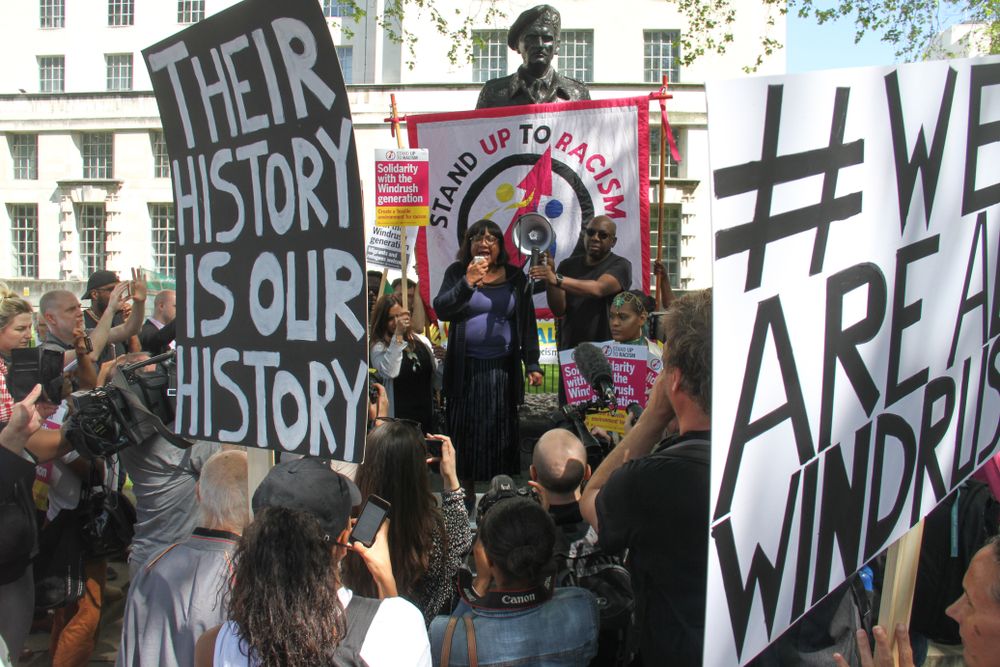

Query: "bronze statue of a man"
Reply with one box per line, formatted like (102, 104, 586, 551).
(476, 4, 591, 109)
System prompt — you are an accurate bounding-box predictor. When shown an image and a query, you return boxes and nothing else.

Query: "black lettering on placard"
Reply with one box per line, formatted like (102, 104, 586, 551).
(713, 470, 800, 660)
(811, 422, 872, 606)
(949, 211, 991, 368)
(884, 68, 957, 233)
(951, 356, 977, 485)
(978, 338, 1000, 465)
(910, 376, 955, 526)
(864, 413, 917, 561)
(962, 62, 1000, 215)
(713, 85, 863, 291)
(715, 296, 815, 521)
(790, 458, 819, 620)
(819, 263, 886, 451)
(886, 235, 940, 407)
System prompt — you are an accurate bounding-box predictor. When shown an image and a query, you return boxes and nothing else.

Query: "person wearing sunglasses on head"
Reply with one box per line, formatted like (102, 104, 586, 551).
(529, 215, 632, 402)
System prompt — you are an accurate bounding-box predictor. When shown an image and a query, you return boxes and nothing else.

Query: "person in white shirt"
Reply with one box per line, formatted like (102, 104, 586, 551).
(194, 458, 431, 667)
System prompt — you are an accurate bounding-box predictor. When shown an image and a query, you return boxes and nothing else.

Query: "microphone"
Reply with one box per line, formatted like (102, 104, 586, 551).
(573, 343, 617, 410)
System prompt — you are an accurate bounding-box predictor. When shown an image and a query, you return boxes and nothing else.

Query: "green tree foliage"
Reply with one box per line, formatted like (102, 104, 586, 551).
(793, 0, 999, 60)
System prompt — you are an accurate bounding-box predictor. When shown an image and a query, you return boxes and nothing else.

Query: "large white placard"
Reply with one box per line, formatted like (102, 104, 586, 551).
(707, 57, 1000, 665)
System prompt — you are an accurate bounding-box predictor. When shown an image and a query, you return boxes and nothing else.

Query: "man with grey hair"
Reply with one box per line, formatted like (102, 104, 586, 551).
(117, 449, 249, 667)
(476, 4, 590, 109)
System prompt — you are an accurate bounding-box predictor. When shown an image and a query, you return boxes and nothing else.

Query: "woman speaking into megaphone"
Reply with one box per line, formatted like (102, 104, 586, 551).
(433, 219, 544, 512)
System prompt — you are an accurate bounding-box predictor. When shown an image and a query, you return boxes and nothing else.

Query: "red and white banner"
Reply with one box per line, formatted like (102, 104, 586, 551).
(407, 98, 650, 317)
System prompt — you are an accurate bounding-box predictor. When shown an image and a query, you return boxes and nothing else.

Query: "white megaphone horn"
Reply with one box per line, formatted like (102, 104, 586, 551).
(512, 213, 555, 270)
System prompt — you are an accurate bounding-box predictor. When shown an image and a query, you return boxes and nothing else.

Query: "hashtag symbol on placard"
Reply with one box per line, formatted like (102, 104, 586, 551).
(713, 85, 864, 292)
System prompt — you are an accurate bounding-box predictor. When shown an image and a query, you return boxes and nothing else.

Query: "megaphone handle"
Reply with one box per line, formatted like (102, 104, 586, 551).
(531, 247, 541, 268)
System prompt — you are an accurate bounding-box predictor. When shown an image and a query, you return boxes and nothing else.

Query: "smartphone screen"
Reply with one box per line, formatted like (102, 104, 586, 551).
(350, 495, 391, 548)
(425, 438, 443, 458)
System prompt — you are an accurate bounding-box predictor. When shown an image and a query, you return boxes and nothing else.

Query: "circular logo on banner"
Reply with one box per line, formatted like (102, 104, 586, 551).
(455, 152, 595, 264)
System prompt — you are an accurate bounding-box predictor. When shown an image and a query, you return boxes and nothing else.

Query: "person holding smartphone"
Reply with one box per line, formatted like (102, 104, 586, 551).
(343, 420, 472, 625)
(194, 458, 431, 667)
(369, 294, 441, 433)
(433, 220, 544, 509)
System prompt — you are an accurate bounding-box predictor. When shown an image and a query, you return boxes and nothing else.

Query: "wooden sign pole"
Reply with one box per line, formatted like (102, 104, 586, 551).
(877, 521, 925, 665)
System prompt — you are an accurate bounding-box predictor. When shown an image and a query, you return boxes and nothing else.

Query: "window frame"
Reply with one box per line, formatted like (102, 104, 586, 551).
(11, 135, 39, 181)
(177, 0, 204, 24)
(76, 203, 107, 276)
(107, 0, 134, 26)
(649, 203, 682, 291)
(649, 125, 681, 180)
(39, 0, 65, 28)
(472, 30, 508, 83)
(151, 131, 170, 179)
(38, 55, 65, 93)
(149, 203, 176, 278)
(643, 30, 681, 85)
(558, 29, 594, 83)
(105, 53, 133, 92)
(81, 133, 114, 179)
(8, 204, 39, 279)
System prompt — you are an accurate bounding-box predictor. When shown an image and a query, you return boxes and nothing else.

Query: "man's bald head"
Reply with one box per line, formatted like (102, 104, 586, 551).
(197, 450, 249, 532)
(531, 428, 589, 494)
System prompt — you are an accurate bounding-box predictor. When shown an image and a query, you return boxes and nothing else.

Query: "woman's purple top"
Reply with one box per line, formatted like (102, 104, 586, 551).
(465, 281, 515, 360)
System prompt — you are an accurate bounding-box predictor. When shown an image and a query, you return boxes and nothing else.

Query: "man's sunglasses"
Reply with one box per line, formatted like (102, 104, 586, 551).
(585, 228, 612, 240)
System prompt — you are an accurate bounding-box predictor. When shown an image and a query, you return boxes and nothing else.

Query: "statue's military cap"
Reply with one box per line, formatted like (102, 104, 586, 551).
(507, 4, 561, 50)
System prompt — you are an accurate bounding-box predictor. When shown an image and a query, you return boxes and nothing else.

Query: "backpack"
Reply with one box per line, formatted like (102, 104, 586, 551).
(330, 594, 382, 666)
(910, 478, 1000, 644)
(555, 527, 635, 666)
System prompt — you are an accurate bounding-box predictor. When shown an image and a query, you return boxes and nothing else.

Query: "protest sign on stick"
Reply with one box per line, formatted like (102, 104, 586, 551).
(143, 0, 368, 461)
(707, 57, 1000, 665)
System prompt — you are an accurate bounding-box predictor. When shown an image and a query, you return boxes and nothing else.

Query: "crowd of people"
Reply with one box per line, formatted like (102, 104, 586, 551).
(1, 211, 999, 667)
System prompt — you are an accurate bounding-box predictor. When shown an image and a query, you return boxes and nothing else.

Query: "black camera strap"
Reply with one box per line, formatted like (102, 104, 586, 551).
(455, 568, 553, 611)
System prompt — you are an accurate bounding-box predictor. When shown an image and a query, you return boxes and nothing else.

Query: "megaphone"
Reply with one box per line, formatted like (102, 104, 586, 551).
(512, 213, 554, 269)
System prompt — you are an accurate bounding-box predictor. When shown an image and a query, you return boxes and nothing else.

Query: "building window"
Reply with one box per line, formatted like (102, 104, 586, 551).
(472, 30, 507, 83)
(649, 126, 680, 180)
(177, 0, 204, 23)
(10, 135, 38, 181)
(559, 30, 593, 83)
(8, 205, 39, 279)
(76, 204, 107, 275)
(323, 0, 353, 18)
(40, 0, 64, 28)
(149, 204, 176, 278)
(151, 131, 170, 178)
(38, 56, 65, 93)
(336, 46, 353, 84)
(106, 54, 133, 91)
(82, 133, 113, 179)
(649, 203, 681, 291)
(644, 30, 681, 84)
(108, 0, 133, 26)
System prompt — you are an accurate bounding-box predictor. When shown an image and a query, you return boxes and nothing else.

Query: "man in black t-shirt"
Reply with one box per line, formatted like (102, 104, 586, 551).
(580, 290, 712, 666)
(530, 215, 632, 351)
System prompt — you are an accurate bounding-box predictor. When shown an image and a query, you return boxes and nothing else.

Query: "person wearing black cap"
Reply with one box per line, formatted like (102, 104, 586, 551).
(194, 458, 431, 667)
(476, 4, 590, 109)
(82, 269, 139, 358)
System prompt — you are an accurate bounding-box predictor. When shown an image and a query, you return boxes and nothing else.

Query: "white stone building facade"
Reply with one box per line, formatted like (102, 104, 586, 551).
(0, 0, 786, 296)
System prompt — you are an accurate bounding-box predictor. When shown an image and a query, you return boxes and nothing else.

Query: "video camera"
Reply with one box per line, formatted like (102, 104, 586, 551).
(64, 350, 185, 460)
(475, 474, 540, 526)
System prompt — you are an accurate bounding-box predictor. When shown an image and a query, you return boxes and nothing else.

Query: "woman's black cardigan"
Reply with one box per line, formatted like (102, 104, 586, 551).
(432, 262, 542, 404)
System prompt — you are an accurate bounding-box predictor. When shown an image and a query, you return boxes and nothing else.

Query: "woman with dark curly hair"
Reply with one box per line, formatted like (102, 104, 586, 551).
(433, 220, 543, 504)
(430, 497, 599, 665)
(194, 458, 431, 667)
(343, 421, 471, 624)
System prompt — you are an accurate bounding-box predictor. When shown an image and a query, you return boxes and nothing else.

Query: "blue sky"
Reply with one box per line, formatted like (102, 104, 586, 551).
(787, 10, 901, 72)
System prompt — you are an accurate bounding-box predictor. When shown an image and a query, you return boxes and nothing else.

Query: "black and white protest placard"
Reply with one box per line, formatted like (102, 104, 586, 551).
(143, 0, 368, 461)
(707, 57, 1000, 665)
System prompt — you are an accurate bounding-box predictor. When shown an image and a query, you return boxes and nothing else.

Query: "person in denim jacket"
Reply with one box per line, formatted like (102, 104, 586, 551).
(430, 498, 598, 666)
